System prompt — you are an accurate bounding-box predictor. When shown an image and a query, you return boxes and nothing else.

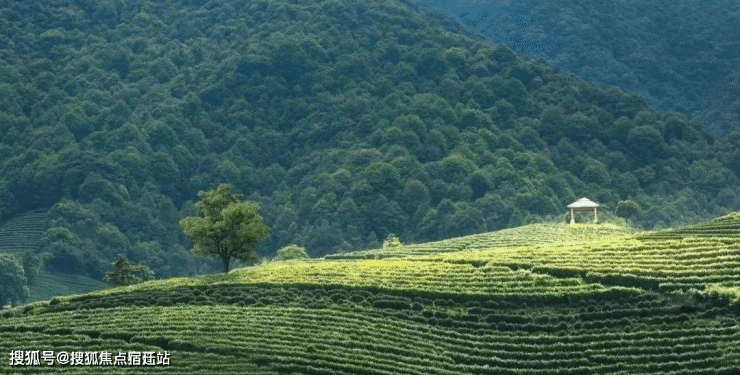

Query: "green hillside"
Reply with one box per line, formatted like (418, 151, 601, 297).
(0, 210, 110, 303)
(1, 0, 740, 283)
(417, 0, 740, 135)
(2, 215, 740, 374)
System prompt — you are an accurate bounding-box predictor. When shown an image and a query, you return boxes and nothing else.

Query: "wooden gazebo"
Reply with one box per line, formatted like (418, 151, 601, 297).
(567, 198, 600, 224)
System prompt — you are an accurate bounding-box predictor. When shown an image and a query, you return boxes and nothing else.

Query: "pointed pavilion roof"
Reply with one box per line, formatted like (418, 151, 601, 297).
(567, 197, 600, 209)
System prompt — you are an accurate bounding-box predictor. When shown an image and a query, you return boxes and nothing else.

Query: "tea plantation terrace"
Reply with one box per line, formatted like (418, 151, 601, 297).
(2, 214, 740, 374)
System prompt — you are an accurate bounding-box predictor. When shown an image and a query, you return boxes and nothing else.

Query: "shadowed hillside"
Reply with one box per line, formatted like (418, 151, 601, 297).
(415, 0, 740, 135)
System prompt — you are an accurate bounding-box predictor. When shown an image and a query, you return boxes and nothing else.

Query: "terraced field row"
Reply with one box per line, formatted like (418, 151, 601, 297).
(324, 218, 740, 295)
(3, 215, 740, 373)
(81, 257, 637, 301)
(28, 272, 111, 302)
(639, 212, 740, 240)
(48, 224, 736, 305)
(0, 210, 47, 256)
(1, 329, 273, 374)
(326, 224, 633, 260)
(306, 236, 738, 297)
(428, 234, 740, 292)
(2, 284, 739, 374)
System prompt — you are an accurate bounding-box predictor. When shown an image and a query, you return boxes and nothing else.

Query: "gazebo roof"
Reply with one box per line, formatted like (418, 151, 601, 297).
(567, 197, 600, 209)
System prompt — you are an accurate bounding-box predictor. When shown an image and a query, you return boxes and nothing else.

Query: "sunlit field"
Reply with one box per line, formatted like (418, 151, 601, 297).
(3, 215, 740, 374)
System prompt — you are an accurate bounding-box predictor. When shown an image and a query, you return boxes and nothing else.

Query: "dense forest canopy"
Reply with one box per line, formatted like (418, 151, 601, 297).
(417, 0, 740, 135)
(1, 0, 739, 279)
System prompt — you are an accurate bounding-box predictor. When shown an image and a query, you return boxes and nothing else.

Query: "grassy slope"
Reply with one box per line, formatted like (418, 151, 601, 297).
(2, 216, 740, 374)
(0, 211, 110, 303)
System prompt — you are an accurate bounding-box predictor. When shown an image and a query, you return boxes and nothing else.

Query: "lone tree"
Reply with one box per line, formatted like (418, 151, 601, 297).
(274, 244, 309, 261)
(104, 255, 155, 286)
(616, 200, 641, 225)
(0, 254, 29, 307)
(180, 184, 269, 273)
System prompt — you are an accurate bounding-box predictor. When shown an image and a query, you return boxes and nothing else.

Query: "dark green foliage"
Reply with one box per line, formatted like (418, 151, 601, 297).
(21, 252, 41, 285)
(399, 179, 430, 215)
(478, 0, 739, 136)
(627, 126, 668, 164)
(362, 161, 402, 196)
(180, 184, 269, 273)
(616, 200, 641, 225)
(440, 154, 476, 183)
(0, 254, 28, 307)
(103, 255, 155, 287)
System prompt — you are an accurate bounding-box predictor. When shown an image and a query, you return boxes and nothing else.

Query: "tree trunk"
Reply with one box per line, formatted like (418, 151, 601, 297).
(222, 255, 231, 273)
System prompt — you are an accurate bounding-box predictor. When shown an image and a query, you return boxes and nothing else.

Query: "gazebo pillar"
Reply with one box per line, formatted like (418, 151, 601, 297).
(570, 208, 575, 224)
(593, 207, 598, 223)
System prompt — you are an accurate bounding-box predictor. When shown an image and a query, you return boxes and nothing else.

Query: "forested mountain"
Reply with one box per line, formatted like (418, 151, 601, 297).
(1, 0, 739, 279)
(417, 0, 740, 135)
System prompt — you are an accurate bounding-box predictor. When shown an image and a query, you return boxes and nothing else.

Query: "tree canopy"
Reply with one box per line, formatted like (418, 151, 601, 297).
(0, 254, 29, 307)
(103, 255, 155, 287)
(616, 200, 641, 225)
(274, 244, 310, 261)
(180, 184, 269, 273)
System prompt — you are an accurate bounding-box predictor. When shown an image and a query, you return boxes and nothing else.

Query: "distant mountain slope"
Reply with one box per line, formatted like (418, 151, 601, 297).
(2, 217, 740, 374)
(414, 0, 740, 134)
(0, 0, 739, 281)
